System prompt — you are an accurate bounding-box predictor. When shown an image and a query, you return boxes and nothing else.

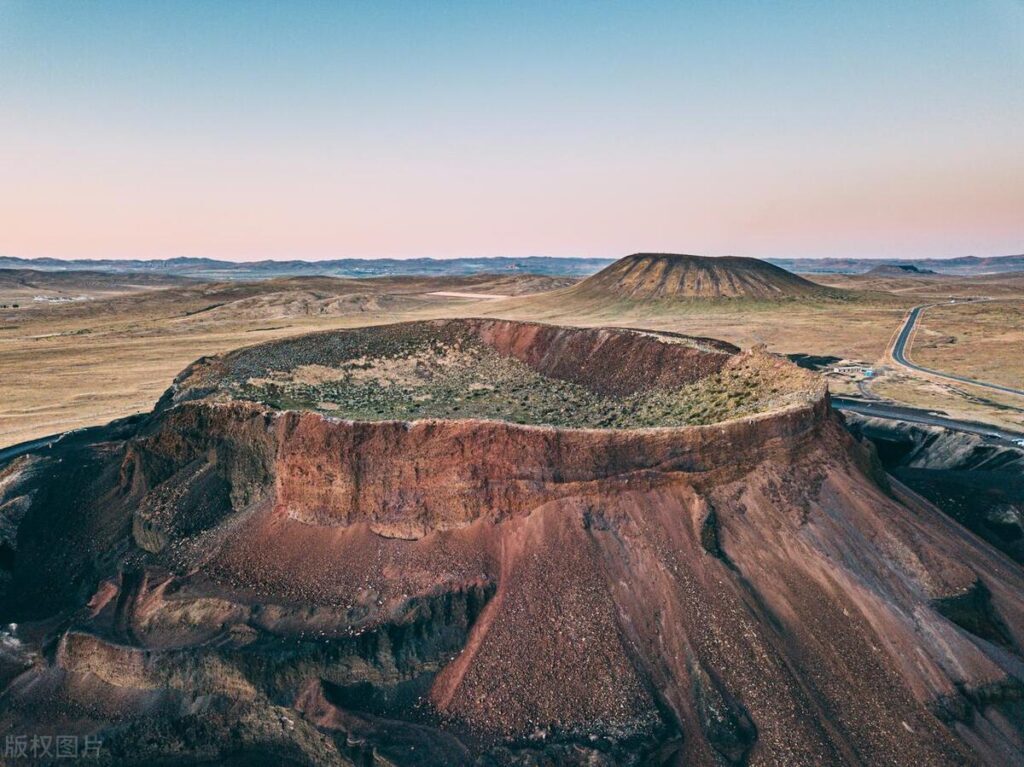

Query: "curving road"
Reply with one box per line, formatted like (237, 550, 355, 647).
(891, 302, 1024, 397)
(831, 396, 1024, 445)
(0, 416, 143, 468)
(0, 432, 66, 464)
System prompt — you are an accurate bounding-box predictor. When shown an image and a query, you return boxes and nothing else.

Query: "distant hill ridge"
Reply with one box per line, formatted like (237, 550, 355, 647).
(773, 253, 1024, 275)
(1, 252, 1021, 279)
(0, 255, 615, 280)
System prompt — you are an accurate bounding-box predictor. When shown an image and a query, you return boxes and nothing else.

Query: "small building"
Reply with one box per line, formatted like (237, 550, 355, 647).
(831, 365, 874, 378)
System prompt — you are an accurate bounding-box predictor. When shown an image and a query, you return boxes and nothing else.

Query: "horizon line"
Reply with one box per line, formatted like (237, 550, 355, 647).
(2, 251, 1021, 265)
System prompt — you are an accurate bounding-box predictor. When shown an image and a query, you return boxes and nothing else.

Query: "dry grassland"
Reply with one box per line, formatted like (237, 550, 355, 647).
(2, 270, 1023, 446)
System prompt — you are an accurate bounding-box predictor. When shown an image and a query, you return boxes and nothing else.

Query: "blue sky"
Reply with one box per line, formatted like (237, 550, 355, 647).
(1, 1, 1022, 260)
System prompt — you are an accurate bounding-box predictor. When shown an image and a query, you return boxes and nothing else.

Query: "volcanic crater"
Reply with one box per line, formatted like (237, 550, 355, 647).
(183, 319, 818, 429)
(1, 319, 1023, 766)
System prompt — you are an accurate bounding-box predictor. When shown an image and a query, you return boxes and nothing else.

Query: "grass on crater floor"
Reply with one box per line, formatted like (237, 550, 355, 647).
(234, 338, 810, 429)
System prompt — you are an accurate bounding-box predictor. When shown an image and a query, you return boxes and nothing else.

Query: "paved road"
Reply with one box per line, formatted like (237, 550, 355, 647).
(831, 396, 1024, 444)
(891, 302, 1024, 397)
(0, 432, 67, 465)
(0, 417, 139, 468)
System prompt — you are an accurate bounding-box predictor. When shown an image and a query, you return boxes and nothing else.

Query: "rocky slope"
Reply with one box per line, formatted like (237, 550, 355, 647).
(566, 253, 837, 301)
(0, 320, 1022, 766)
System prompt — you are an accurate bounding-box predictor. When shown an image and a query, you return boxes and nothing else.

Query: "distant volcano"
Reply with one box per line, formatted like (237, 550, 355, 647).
(863, 263, 937, 276)
(570, 253, 835, 300)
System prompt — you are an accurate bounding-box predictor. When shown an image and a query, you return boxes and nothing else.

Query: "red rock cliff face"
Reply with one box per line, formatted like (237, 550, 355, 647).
(124, 389, 830, 540)
(271, 395, 831, 536)
(469, 319, 735, 394)
(1, 322, 1023, 767)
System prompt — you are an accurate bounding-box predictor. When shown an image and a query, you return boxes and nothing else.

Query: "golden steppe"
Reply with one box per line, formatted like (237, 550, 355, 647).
(1, 267, 1022, 447)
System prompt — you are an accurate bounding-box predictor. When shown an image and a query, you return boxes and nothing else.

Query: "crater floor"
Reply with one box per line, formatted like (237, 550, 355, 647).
(194, 320, 818, 428)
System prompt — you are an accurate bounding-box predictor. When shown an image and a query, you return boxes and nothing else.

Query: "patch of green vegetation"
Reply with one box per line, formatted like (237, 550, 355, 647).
(233, 338, 801, 429)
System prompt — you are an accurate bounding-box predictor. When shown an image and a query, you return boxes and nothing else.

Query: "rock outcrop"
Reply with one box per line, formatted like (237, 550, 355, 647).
(0, 320, 1021, 766)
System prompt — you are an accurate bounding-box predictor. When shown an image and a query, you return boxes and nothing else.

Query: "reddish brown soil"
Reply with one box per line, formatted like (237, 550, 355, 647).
(0, 320, 1021, 766)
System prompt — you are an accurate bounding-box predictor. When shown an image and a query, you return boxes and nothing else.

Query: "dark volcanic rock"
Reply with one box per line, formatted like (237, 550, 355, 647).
(845, 413, 1024, 563)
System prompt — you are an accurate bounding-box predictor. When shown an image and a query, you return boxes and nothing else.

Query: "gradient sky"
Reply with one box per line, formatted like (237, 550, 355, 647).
(1, 1, 1022, 261)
